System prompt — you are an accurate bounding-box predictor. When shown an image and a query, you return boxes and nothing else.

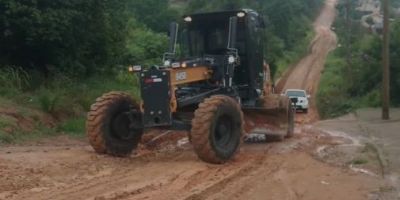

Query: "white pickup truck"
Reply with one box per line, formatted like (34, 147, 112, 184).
(284, 89, 310, 113)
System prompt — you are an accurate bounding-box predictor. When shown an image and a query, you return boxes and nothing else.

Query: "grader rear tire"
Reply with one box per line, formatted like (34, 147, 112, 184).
(191, 95, 244, 164)
(86, 92, 143, 157)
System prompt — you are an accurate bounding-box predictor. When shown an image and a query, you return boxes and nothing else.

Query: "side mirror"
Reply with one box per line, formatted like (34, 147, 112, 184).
(227, 17, 238, 49)
(168, 22, 179, 54)
(307, 95, 311, 99)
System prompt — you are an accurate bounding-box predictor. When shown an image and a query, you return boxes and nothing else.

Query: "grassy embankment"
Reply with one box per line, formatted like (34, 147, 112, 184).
(317, 2, 400, 119)
(0, 67, 140, 144)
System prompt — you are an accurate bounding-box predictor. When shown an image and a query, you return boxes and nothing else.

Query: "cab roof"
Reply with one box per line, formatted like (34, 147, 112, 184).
(183, 9, 259, 21)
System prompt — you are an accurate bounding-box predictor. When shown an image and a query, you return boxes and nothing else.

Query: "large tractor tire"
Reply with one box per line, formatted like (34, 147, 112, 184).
(86, 92, 143, 157)
(191, 95, 244, 164)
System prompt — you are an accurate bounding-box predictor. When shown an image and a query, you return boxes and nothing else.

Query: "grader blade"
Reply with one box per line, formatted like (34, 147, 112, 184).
(243, 95, 294, 143)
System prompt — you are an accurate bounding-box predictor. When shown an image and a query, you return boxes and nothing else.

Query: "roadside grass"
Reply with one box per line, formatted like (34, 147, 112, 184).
(57, 118, 86, 137)
(0, 66, 140, 144)
(317, 51, 383, 119)
(275, 29, 315, 78)
(317, 53, 354, 118)
(0, 123, 57, 145)
(350, 158, 369, 165)
(0, 67, 30, 97)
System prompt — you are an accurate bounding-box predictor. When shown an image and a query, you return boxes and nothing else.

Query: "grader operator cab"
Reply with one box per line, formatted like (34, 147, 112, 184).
(86, 9, 294, 164)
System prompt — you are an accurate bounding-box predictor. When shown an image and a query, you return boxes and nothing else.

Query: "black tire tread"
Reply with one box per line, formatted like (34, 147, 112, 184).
(86, 91, 139, 156)
(191, 95, 244, 164)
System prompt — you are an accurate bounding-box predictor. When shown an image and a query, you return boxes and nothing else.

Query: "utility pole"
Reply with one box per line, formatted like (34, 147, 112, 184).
(382, 0, 390, 120)
(346, 0, 352, 81)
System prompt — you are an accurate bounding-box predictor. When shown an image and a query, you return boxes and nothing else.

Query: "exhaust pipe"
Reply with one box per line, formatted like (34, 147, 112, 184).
(227, 17, 238, 49)
(168, 22, 179, 54)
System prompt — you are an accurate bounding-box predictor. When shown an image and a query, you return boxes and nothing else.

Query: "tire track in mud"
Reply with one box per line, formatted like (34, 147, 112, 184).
(181, 145, 273, 200)
(2, 148, 184, 200)
(4, 146, 266, 200)
(8, 159, 144, 200)
(181, 155, 270, 200)
(111, 153, 269, 200)
(2, 126, 384, 200)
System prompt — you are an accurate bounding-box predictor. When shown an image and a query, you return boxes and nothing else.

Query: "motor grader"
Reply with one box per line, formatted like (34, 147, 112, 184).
(86, 9, 294, 164)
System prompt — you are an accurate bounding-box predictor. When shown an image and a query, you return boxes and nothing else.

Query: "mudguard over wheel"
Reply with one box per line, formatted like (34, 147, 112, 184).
(191, 95, 244, 164)
(86, 91, 143, 157)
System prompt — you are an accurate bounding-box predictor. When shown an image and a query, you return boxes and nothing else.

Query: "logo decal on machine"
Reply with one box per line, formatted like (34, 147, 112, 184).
(176, 72, 187, 81)
(144, 77, 163, 84)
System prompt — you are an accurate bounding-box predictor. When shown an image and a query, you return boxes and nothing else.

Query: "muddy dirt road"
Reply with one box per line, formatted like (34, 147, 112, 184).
(0, 131, 381, 200)
(276, 0, 338, 123)
(0, 0, 386, 199)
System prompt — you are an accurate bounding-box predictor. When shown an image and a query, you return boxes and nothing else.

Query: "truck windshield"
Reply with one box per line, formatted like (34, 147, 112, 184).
(286, 91, 306, 97)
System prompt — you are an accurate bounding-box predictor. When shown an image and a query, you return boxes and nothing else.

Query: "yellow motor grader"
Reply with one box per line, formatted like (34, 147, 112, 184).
(86, 9, 294, 164)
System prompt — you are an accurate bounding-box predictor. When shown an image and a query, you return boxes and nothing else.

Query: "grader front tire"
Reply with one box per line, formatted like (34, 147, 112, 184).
(191, 95, 244, 164)
(86, 92, 143, 157)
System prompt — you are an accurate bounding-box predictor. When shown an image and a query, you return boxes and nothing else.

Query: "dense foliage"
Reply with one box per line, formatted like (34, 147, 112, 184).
(317, 1, 400, 118)
(0, 0, 171, 77)
(0, 0, 324, 140)
(0, 0, 322, 79)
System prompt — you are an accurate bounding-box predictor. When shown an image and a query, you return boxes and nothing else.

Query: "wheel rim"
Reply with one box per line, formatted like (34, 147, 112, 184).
(110, 112, 138, 140)
(214, 115, 234, 148)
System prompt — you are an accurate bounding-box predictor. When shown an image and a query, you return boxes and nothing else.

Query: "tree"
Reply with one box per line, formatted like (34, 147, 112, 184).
(0, 0, 130, 76)
(129, 0, 179, 32)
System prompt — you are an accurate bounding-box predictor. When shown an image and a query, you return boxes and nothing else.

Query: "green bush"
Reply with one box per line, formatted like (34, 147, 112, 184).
(58, 118, 86, 136)
(124, 19, 169, 66)
(318, 5, 400, 119)
(317, 54, 354, 118)
(0, 67, 30, 96)
(274, 29, 314, 77)
(0, 122, 56, 144)
(37, 88, 62, 114)
(0, 131, 15, 144)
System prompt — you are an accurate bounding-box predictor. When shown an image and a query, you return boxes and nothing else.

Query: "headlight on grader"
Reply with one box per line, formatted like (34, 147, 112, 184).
(228, 55, 236, 64)
(181, 62, 187, 68)
(184, 16, 192, 22)
(237, 12, 246, 18)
